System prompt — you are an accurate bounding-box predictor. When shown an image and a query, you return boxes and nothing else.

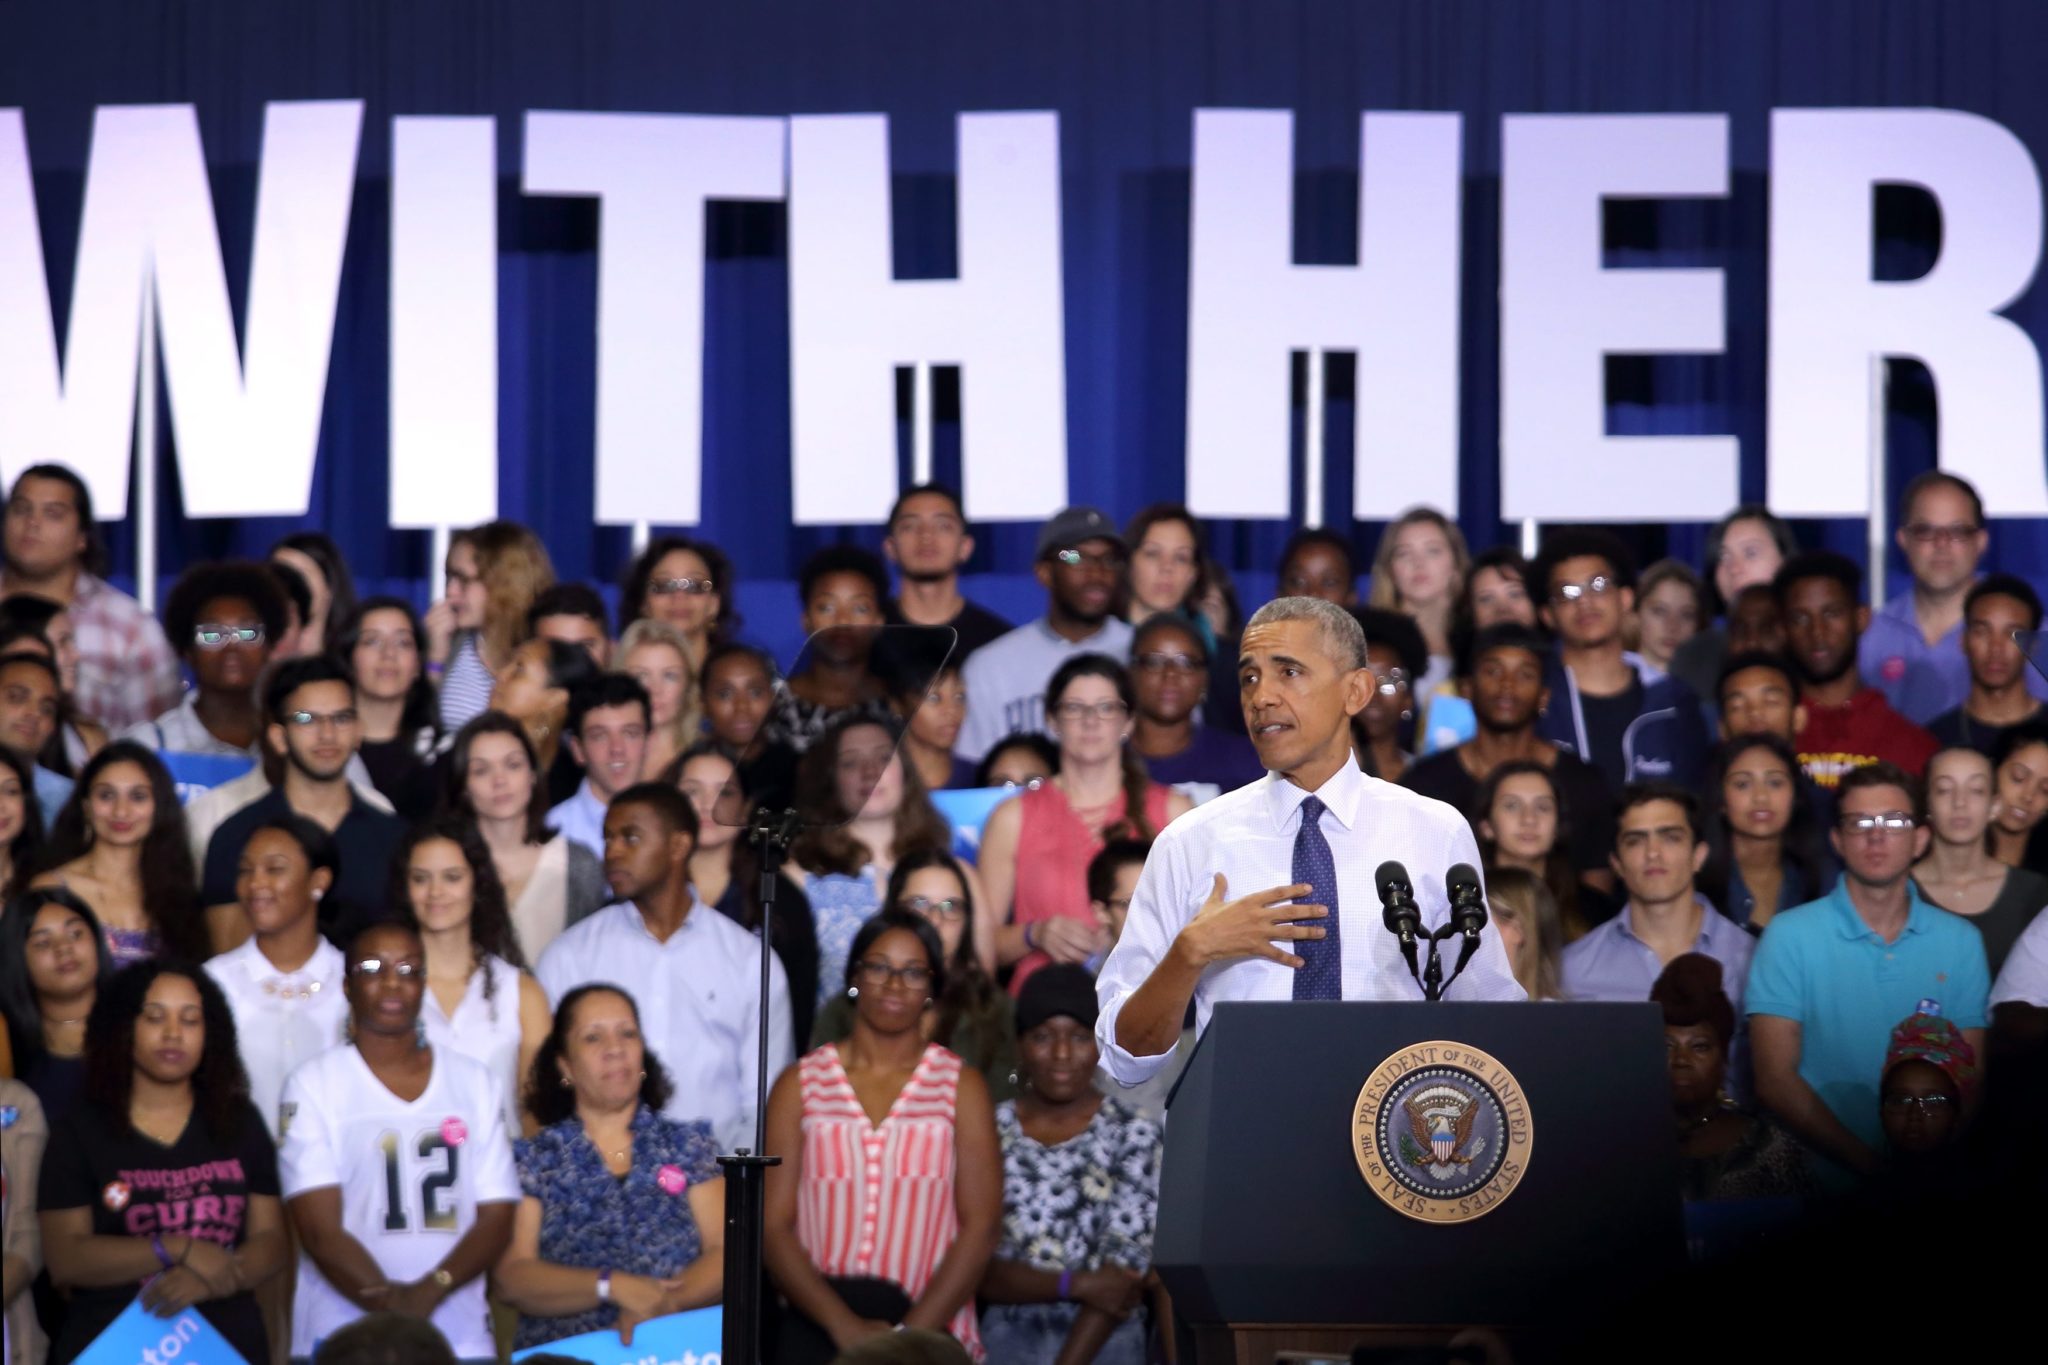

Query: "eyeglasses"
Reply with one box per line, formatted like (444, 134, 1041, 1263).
(193, 624, 265, 649)
(1133, 652, 1202, 675)
(1055, 548, 1125, 572)
(1881, 1093, 1955, 1113)
(1840, 811, 1916, 835)
(649, 577, 716, 597)
(853, 960, 933, 990)
(996, 776, 1046, 792)
(1369, 666, 1410, 696)
(1550, 576, 1614, 605)
(1054, 700, 1129, 723)
(899, 895, 966, 921)
(1901, 523, 1982, 547)
(285, 708, 359, 731)
(348, 958, 423, 979)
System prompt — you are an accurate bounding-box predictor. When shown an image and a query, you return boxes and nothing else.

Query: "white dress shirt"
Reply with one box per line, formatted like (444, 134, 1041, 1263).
(205, 937, 350, 1138)
(547, 779, 609, 860)
(536, 898, 794, 1152)
(1991, 905, 2048, 1010)
(1095, 757, 1525, 1089)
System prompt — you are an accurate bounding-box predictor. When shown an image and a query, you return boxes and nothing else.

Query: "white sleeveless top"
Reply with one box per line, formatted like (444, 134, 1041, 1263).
(420, 953, 525, 1127)
(509, 834, 572, 963)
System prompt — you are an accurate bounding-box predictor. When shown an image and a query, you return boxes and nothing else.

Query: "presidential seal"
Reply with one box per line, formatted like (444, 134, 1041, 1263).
(1352, 1040, 1532, 1224)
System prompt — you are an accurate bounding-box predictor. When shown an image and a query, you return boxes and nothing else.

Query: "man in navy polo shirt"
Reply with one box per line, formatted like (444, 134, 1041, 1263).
(1746, 761, 1990, 1178)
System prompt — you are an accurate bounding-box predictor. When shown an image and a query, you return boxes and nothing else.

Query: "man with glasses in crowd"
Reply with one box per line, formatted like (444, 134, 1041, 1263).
(200, 656, 405, 935)
(1745, 761, 1990, 1178)
(1533, 528, 1709, 791)
(121, 559, 289, 764)
(881, 482, 1013, 660)
(1860, 472, 2048, 725)
(0, 463, 183, 730)
(956, 506, 1134, 762)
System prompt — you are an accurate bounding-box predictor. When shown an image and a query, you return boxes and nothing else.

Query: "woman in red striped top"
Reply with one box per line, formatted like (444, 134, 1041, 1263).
(764, 910, 1001, 1363)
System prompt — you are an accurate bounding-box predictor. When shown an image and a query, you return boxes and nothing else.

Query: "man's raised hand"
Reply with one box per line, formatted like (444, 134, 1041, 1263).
(1176, 874, 1326, 969)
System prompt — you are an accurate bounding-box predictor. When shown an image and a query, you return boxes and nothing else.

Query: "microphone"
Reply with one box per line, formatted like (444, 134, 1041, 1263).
(1445, 862, 1488, 941)
(1376, 860, 1422, 949)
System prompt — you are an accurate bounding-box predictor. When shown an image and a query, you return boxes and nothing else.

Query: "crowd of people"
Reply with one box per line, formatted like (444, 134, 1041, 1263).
(0, 460, 2044, 1365)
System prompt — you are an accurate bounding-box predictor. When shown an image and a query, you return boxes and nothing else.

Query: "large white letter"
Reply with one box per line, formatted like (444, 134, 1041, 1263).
(788, 113, 1066, 525)
(1185, 109, 1463, 521)
(1499, 115, 1734, 521)
(524, 112, 786, 526)
(391, 117, 497, 528)
(1769, 109, 2046, 515)
(0, 101, 360, 517)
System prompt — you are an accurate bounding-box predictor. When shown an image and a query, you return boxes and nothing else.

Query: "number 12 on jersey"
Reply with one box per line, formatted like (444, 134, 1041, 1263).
(378, 1130, 460, 1232)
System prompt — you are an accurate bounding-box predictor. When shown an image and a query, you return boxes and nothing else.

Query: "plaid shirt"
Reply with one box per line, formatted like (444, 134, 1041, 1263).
(68, 572, 183, 730)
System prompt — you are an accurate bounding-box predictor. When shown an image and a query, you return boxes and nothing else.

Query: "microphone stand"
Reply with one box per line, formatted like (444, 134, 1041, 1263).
(720, 806, 801, 1365)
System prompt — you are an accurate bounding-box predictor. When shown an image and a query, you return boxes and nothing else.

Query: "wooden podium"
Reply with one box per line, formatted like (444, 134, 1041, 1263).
(1153, 1002, 1685, 1364)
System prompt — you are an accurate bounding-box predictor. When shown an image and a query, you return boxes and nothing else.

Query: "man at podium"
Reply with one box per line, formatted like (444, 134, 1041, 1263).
(1096, 597, 1525, 1087)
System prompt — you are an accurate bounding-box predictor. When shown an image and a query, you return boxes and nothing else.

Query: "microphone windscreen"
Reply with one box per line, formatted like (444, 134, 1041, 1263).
(1374, 860, 1412, 903)
(1445, 862, 1482, 898)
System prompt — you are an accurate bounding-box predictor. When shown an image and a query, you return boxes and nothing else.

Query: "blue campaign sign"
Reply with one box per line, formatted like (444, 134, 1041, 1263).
(157, 752, 257, 805)
(73, 1296, 248, 1365)
(512, 1307, 723, 1365)
(929, 787, 1013, 864)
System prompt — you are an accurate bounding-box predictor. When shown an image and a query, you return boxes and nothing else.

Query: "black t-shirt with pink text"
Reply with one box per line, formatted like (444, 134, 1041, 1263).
(39, 1101, 278, 1365)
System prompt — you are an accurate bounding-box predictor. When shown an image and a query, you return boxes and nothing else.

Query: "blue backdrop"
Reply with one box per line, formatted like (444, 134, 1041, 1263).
(4, 0, 2046, 662)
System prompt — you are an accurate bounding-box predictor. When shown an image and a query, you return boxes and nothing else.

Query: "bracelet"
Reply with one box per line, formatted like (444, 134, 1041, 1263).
(1057, 1269, 1074, 1301)
(150, 1236, 175, 1270)
(1023, 922, 1037, 952)
(425, 661, 447, 677)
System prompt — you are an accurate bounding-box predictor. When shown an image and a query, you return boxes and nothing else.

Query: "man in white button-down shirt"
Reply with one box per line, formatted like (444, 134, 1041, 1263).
(1096, 597, 1526, 1090)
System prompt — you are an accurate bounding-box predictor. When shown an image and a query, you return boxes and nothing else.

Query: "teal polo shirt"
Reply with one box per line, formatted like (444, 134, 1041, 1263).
(1744, 881, 1989, 1151)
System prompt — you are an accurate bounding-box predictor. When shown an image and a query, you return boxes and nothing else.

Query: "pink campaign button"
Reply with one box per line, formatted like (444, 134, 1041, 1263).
(440, 1116, 469, 1146)
(657, 1164, 690, 1195)
(1882, 656, 1908, 683)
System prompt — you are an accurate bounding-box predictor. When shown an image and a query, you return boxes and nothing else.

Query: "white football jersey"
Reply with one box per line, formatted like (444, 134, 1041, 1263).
(278, 1044, 519, 1358)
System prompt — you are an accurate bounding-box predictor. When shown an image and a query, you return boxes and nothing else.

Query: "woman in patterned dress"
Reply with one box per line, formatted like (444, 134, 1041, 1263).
(494, 984, 723, 1350)
(764, 911, 1000, 1363)
(979, 964, 1161, 1365)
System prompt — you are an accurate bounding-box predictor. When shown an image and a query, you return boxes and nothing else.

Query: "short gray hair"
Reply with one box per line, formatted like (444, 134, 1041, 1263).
(1243, 595, 1368, 670)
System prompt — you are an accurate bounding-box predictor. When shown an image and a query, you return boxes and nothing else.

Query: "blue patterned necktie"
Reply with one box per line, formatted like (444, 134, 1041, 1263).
(1291, 794, 1342, 1000)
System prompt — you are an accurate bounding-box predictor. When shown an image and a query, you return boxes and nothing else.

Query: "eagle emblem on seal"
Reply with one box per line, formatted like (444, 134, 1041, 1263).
(1400, 1082, 1488, 1179)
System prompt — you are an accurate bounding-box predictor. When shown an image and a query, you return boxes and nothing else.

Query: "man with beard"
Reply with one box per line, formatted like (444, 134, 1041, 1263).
(1401, 623, 1616, 892)
(1531, 528, 1710, 791)
(201, 656, 404, 935)
(881, 482, 1013, 659)
(536, 781, 792, 1152)
(1926, 574, 2047, 756)
(955, 507, 1134, 762)
(1777, 552, 1938, 789)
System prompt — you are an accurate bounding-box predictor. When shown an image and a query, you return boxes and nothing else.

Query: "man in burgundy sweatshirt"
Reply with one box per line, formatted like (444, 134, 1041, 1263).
(1778, 551, 1939, 790)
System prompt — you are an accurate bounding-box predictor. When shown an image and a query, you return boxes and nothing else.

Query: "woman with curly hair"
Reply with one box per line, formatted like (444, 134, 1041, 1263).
(36, 961, 288, 1365)
(33, 742, 204, 965)
(493, 984, 724, 1350)
(397, 817, 552, 1133)
(427, 521, 555, 734)
(119, 559, 287, 760)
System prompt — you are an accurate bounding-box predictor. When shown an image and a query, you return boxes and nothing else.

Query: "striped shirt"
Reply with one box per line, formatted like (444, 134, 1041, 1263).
(438, 632, 496, 733)
(794, 1044, 981, 1359)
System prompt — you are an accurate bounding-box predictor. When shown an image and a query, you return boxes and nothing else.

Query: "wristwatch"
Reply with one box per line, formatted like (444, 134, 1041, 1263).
(596, 1269, 614, 1304)
(430, 1268, 454, 1291)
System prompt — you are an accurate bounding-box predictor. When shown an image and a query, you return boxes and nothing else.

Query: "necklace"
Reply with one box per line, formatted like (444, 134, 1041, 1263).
(133, 1109, 190, 1145)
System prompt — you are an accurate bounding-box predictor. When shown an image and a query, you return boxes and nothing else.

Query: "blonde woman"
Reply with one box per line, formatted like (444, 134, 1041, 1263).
(427, 521, 556, 733)
(617, 619, 700, 780)
(1483, 865, 1565, 1002)
(1367, 506, 1471, 701)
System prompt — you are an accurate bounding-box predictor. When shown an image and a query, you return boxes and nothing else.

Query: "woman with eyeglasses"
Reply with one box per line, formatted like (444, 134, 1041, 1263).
(33, 743, 205, 966)
(119, 561, 287, 762)
(811, 850, 1016, 1099)
(972, 735, 1058, 794)
(1127, 617, 1262, 802)
(279, 921, 520, 1362)
(674, 743, 820, 1045)
(1347, 608, 1430, 782)
(764, 911, 1000, 1363)
(1877, 1012, 1977, 1170)
(980, 657, 1191, 996)
(617, 536, 736, 675)
(790, 718, 968, 1017)
(37, 962, 289, 1365)
(340, 597, 442, 821)
(426, 522, 555, 736)
(1912, 746, 2048, 976)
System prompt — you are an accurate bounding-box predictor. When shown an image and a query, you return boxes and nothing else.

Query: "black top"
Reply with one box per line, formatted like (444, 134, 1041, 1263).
(882, 596, 1014, 662)
(1205, 631, 1248, 736)
(1577, 678, 1646, 795)
(356, 731, 441, 821)
(1399, 746, 1617, 875)
(1926, 703, 2048, 759)
(1916, 866, 2048, 978)
(38, 1101, 279, 1365)
(16, 1045, 86, 1129)
(713, 872, 819, 1046)
(736, 740, 801, 815)
(201, 788, 406, 930)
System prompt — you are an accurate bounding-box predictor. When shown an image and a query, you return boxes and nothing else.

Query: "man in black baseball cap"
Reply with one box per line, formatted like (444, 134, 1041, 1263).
(956, 506, 1133, 760)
